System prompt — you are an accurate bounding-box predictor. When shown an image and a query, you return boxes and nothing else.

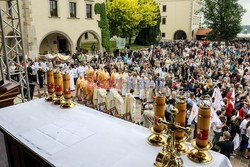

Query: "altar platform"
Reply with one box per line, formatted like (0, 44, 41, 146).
(0, 99, 232, 167)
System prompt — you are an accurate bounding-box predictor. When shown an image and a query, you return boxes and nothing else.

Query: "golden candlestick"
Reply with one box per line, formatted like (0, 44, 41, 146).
(188, 95, 213, 164)
(147, 96, 167, 146)
(60, 73, 75, 108)
(175, 91, 189, 154)
(154, 108, 192, 167)
(45, 70, 56, 101)
(52, 72, 64, 105)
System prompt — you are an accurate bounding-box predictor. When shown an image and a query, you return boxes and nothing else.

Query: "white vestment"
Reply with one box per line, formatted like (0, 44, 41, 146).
(122, 77, 128, 96)
(125, 93, 136, 122)
(114, 93, 125, 115)
(143, 110, 154, 128)
(97, 88, 107, 110)
(139, 78, 146, 100)
(146, 80, 155, 103)
(78, 66, 85, 76)
(69, 69, 75, 91)
(133, 76, 140, 98)
(106, 89, 118, 110)
(93, 88, 99, 106)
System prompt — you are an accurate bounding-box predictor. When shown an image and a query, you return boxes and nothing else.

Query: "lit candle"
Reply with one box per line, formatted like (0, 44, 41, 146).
(154, 96, 166, 133)
(63, 74, 71, 99)
(175, 99, 187, 140)
(196, 106, 211, 148)
(54, 72, 63, 96)
(47, 70, 55, 93)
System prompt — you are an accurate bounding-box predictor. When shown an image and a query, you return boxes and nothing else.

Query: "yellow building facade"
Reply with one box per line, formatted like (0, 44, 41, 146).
(156, 0, 201, 40)
(0, 0, 104, 59)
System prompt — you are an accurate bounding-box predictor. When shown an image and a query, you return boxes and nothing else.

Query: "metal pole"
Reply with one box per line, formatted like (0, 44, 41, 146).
(16, 0, 31, 101)
(0, 8, 11, 80)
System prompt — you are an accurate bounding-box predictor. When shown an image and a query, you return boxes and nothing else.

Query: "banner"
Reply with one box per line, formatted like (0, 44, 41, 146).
(116, 38, 126, 49)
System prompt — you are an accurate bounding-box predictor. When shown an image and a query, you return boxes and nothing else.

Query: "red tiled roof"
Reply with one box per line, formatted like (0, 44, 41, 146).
(196, 28, 213, 36)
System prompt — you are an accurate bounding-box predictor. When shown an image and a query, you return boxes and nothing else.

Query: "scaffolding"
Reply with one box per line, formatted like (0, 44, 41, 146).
(0, 0, 31, 102)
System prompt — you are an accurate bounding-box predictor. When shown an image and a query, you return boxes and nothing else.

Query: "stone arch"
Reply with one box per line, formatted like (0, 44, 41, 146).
(173, 30, 187, 40)
(76, 30, 102, 55)
(39, 31, 74, 55)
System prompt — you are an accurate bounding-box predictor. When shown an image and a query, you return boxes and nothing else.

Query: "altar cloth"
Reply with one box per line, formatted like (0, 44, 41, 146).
(0, 99, 232, 167)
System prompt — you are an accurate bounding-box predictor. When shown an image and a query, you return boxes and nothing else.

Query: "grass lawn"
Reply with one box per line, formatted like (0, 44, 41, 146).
(81, 40, 150, 53)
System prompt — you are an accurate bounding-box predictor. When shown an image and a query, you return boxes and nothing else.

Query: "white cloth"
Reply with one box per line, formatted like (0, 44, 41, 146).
(0, 99, 232, 167)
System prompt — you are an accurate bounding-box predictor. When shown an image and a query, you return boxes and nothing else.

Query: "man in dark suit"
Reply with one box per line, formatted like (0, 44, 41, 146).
(217, 131, 234, 159)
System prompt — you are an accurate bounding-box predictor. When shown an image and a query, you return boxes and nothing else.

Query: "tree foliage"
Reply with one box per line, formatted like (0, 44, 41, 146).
(202, 0, 245, 42)
(95, 3, 111, 53)
(134, 6, 161, 45)
(107, 0, 159, 40)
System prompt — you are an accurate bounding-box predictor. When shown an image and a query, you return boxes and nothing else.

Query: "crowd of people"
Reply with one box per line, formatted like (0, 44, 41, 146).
(25, 40, 250, 160)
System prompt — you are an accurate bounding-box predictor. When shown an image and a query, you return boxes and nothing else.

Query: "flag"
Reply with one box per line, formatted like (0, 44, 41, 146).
(210, 106, 221, 124)
(212, 87, 222, 112)
(233, 133, 240, 150)
(188, 102, 199, 125)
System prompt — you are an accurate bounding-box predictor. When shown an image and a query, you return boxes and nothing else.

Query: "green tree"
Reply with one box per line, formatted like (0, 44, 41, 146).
(202, 0, 245, 43)
(107, 0, 159, 44)
(95, 3, 111, 53)
(134, 6, 161, 46)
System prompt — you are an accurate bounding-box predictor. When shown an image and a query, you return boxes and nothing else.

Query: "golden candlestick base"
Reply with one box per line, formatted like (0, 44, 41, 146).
(155, 149, 183, 167)
(175, 128, 192, 154)
(147, 127, 167, 147)
(187, 139, 213, 164)
(45, 92, 56, 102)
(60, 98, 75, 108)
(52, 95, 63, 105)
(175, 141, 189, 155)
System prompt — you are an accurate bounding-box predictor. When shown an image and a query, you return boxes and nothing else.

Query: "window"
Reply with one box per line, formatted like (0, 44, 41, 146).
(85, 33, 88, 39)
(162, 5, 166, 12)
(162, 33, 166, 38)
(162, 18, 166, 25)
(86, 4, 92, 18)
(49, 0, 58, 17)
(69, 2, 77, 18)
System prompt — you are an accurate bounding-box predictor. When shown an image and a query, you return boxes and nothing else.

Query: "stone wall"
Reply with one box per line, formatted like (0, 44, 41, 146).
(22, 0, 39, 58)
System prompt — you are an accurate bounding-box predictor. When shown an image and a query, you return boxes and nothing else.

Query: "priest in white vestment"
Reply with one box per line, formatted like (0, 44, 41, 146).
(93, 86, 99, 106)
(114, 92, 126, 115)
(146, 75, 155, 103)
(122, 72, 129, 96)
(139, 76, 146, 101)
(133, 75, 141, 98)
(125, 90, 136, 121)
(97, 87, 107, 110)
(69, 67, 75, 91)
(142, 104, 154, 128)
(106, 88, 118, 110)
